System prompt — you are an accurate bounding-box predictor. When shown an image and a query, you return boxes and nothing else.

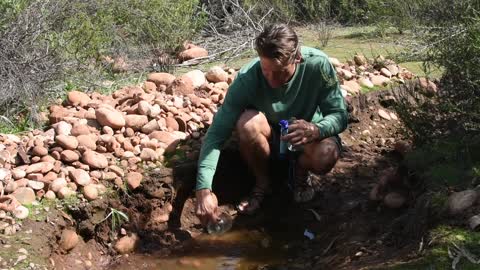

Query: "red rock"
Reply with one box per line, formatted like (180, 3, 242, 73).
(71, 124, 91, 136)
(12, 187, 36, 205)
(59, 229, 79, 251)
(141, 120, 160, 134)
(183, 70, 206, 89)
(61, 150, 80, 163)
(140, 148, 158, 161)
(126, 172, 143, 190)
(32, 145, 48, 157)
(371, 75, 390, 86)
(77, 134, 97, 150)
(26, 162, 53, 174)
(124, 114, 149, 131)
(143, 81, 157, 93)
(149, 131, 178, 145)
(147, 73, 176, 86)
(165, 117, 179, 131)
(95, 107, 125, 129)
(56, 135, 78, 150)
(137, 101, 151, 115)
(69, 169, 91, 186)
(82, 150, 108, 169)
(166, 77, 194, 95)
(206, 66, 228, 83)
(82, 184, 98, 201)
(50, 178, 67, 192)
(178, 47, 208, 61)
(67, 91, 91, 107)
(114, 234, 138, 254)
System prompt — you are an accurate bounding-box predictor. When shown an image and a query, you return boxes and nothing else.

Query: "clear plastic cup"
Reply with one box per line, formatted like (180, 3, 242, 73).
(206, 212, 233, 235)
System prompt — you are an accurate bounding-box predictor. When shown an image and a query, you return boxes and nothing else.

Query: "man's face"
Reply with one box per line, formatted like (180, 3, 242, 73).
(259, 56, 298, 89)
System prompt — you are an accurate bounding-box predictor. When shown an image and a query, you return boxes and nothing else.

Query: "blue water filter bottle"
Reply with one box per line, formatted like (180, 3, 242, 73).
(279, 120, 289, 159)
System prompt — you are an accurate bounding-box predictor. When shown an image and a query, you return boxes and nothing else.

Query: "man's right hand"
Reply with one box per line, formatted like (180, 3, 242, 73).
(195, 189, 219, 226)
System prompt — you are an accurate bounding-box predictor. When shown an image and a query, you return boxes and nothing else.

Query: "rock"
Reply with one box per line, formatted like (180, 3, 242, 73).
(82, 184, 98, 201)
(126, 172, 142, 190)
(70, 169, 91, 186)
(82, 150, 108, 169)
(343, 80, 361, 95)
(394, 140, 411, 157)
(12, 187, 36, 205)
(341, 69, 354, 80)
(147, 72, 176, 86)
(61, 150, 80, 163)
(0, 168, 11, 181)
(71, 124, 91, 136)
(448, 190, 478, 215)
(380, 68, 392, 77)
(137, 101, 151, 115)
(67, 91, 91, 107)
(51, 178, 68, 192)
(149, 131, 178, 145)
(44, 190, 56, 200)
(354, 54, 367, 65)
(418, 77, 437, 96)
(11, 169, 26, 180)
(114, 234, 138, 254)
(52, 121, 72, 136)
(32, 146, 48, 157)
(25, 162, 53, 174)
(77, 135, 97, 150)
(329, 57, 342, 67)
(95, 107, 125, 129)
(386, 64, 399, 76)
(27, 180, 44, 190)
(141, 120, 160, 134)
(58, 187, 75, 199)
(166, 77, 194, 96)
(56, 135, 78, 150)
(378, 109, 392, 120)
(124, 114, 149, 131)
(178, 47, 208, 62)
(183, 70, 206, 88)
(206, 66, 228, 83)
(59, 229, 79, 251)
(383, 192, 406, 208)
(143, 81, 157, 92)
(371, 75, 390, 86)
(13, 205, 29, 219)
(359, 77, 374, 89)
(140, 148, 158, 161)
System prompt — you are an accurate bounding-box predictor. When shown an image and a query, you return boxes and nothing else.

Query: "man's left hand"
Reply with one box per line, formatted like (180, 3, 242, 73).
(281, 119, 320, 146)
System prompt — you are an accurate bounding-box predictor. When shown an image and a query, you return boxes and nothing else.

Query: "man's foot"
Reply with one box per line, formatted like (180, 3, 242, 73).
(293, 170, 316, 203)
(237, 186, 270, 215)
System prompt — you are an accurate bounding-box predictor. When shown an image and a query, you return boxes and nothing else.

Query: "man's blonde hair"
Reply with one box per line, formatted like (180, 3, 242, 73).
(255, 24, 300, 64)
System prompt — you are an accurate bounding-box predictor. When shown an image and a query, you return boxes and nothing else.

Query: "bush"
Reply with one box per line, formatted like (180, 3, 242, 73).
(0, 0, 206, 129)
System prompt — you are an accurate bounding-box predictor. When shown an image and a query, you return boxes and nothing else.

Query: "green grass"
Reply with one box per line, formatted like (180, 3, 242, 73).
(382, 226, 480, 270)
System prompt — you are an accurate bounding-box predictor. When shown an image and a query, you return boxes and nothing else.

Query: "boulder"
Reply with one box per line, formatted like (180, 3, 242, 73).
(95, 107, 125, 129)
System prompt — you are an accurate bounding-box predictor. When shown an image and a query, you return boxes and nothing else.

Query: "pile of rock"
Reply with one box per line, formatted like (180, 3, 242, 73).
(328, 54, 435, 96)
(0, 65, 235, 221)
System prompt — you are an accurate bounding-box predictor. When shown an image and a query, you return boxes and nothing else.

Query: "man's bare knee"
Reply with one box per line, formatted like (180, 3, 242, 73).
(302, 139, 339, 174)
(236, 110, 270, 141)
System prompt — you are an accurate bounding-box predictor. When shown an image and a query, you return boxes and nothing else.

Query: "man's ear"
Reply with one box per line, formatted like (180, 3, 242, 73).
(294, 52, 302, 64)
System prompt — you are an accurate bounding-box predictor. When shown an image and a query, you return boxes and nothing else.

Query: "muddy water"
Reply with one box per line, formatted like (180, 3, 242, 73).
(112, 229, 288, 270)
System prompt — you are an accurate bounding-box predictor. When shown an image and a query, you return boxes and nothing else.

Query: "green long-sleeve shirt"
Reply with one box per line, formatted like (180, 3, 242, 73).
(196, 46, 347, 190)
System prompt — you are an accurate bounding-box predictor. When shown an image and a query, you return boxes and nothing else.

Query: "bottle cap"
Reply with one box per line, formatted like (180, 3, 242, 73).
(279, 120, 289, 130)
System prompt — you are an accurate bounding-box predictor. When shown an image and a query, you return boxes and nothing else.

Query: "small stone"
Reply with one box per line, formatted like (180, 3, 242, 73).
(57, 187, 74, 199)
(28, 180, 44, 190)
(70, 169, 91, 186)
(56, 135, 78, 150)
(67, 91, 91, 107)
(50, 178, 68, 192)
(448, 190, 478, 215)
(82, 184, 98, 201)
(114, 234, 138, 254)
(12, 187, 36, 205)
(378, 109, 391, 120)
(383, 192, 406, 208)
(82, 150, 108, 169)
(32, 145, 48, 157)
(61, 150, 80, 163)
(59, 229, 79, 251)
(206, 66, 228, 83)
(44, 190, 56, 200)
(11, 169, 26, 180)
(13, 205, 29, 219)
(126, 172, 143, 190)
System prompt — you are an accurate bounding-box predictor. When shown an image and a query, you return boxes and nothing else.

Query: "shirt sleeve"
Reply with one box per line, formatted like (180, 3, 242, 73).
(195, 78, 250, 190)
(313, 59, 348, 138)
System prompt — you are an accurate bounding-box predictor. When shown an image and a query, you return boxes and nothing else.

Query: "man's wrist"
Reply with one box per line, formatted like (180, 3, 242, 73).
(196, 188, 211, 197)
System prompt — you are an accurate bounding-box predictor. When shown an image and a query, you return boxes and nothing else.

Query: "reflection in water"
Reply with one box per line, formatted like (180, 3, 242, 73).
(111, 229, 288, 270)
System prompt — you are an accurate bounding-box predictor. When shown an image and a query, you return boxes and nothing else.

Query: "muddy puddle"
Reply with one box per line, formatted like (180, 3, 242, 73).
(111, 229, 289, 270)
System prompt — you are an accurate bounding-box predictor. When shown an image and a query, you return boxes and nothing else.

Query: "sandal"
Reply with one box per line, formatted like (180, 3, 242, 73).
(236, 186, 270, 215)
(293, 170, 316, 203)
